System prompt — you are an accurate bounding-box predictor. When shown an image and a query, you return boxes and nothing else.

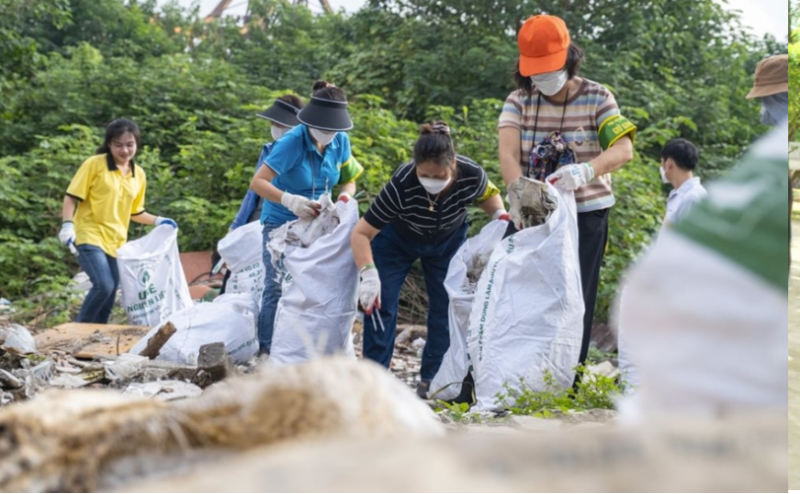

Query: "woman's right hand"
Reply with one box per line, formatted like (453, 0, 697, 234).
(359, 265, 381, 315)
(281, 192, 321, 219)
(58, 221, 75, 247)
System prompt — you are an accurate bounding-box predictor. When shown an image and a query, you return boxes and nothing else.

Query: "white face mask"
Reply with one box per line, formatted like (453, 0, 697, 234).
(530, 69, 569, 96)
(271, 126, 289, 141)
(309, 128, 337, 146)
(660, 166, 669, 184)
(418, 176, 451, 194)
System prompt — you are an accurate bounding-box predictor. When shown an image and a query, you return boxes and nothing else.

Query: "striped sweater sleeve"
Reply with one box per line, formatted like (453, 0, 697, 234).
(363, 175, 404, 230)
(498, 91, 523, 130)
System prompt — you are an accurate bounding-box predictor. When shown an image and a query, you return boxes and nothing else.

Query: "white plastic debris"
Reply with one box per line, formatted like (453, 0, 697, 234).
(71, 272, 93, 293)
(104, 354, 149, 381)
(50, 374, 91, 389)
(0, 324, 38, 355)
(123, 380, 203, 401)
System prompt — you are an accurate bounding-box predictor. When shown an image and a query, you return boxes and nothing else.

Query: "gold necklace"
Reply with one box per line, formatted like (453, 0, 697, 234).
(426, 191, 441, 211)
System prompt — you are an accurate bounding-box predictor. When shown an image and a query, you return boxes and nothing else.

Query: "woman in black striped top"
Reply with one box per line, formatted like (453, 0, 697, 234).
(351, 121, 508, 398)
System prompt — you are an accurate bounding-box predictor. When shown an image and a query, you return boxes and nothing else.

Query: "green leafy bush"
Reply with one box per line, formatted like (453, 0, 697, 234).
(0, 0, 772, 332)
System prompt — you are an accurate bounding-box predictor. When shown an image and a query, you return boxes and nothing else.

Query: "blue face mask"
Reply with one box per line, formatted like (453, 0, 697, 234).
(760, 93, 788, 126)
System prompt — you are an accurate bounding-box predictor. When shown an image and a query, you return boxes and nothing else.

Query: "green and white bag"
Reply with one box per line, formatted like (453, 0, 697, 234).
(617, 121, 789, 419)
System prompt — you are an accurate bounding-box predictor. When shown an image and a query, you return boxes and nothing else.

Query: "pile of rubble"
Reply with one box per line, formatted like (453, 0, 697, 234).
(352, 320, 425, 389)
(0, 314, 427, 409)
(0, 322, 257, 408)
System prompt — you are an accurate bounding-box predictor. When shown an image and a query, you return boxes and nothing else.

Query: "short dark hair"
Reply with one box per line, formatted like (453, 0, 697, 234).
(414, 121, 455, 168)
(311, 80, 347, 102)
(513, 43, 585, 95)
(97, 118, 140, 155)
(661, 138, 699, 171)
(277, 94, 305, 110)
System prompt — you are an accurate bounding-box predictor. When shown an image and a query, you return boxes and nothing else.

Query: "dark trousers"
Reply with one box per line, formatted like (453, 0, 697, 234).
(75, 244, 120, 324)
(576, 208, 610, 366)
(504, 207, 610, 368)
(362, 222, 468, 381)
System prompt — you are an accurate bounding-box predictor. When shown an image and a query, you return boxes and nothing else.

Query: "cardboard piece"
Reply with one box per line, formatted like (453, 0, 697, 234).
(34, 323, 150, 359)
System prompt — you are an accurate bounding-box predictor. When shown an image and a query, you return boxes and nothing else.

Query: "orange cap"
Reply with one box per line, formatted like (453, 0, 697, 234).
(518, 15, 570, 77)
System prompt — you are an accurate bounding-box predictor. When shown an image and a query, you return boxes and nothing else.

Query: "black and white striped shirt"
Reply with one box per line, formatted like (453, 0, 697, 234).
(364, 155, 496, 242)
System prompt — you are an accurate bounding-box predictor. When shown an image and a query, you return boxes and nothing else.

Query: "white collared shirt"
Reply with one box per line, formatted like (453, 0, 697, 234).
(663, 177, 707, 229)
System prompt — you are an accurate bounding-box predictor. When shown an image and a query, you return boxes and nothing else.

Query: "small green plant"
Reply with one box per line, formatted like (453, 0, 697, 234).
(435, 401, 472, 422)
(586, 345, 616, 365)
(495, 365, 624, 418)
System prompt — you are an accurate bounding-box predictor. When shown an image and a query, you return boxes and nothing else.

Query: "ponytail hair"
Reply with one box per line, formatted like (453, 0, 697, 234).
(97, 118, 140, 155)
(414, 121, 455, 168)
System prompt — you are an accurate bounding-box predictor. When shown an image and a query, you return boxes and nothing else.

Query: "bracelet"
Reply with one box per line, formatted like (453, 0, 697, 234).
(62, 220, 74, 225)
(360, 263, 376, 273)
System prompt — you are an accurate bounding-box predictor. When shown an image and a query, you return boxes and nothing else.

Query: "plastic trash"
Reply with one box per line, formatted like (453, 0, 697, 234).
(0, 324, 38, 355)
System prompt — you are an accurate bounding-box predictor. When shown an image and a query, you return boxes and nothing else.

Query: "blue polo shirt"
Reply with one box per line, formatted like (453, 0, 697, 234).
(260, 124, 363, 225)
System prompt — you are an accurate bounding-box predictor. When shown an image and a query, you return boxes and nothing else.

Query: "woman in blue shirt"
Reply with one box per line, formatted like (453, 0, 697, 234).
(250, 80, 364, 355)
(230, 95, 305, 230)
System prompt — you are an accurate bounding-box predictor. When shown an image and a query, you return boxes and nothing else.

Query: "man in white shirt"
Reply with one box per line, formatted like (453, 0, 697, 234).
(660, 138, 707, 230)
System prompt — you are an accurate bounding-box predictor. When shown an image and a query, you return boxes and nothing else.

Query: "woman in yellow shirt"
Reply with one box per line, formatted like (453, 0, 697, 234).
(58, 119, 177, 323)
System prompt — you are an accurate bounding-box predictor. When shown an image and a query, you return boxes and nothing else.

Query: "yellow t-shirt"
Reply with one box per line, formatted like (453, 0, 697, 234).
(66, 154, 146, 257)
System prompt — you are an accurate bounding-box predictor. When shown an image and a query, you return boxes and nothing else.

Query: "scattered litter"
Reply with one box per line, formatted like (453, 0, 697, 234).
(34, 323, 149, 359)
(123, 380, 203, 401)
(508, 177, 558, 230)
(50, 374, 91, 389)
(71, 272, 93, 293)
(105, 354, 149, 381)
(0, 324, 38, 355)
(586, 360, 620, 380)
(0, 369, 22, 389)
(89, 330, 113, 344)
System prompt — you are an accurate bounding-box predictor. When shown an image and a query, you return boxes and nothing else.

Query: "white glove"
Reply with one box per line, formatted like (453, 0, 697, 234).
(547, 163, 595, 191)
(359, 265, 381, 315)
(492, 208, 510, 221)
(281, 192, 321, 220)
(154, 216, 178, 228)
(58, 221, 75, 246)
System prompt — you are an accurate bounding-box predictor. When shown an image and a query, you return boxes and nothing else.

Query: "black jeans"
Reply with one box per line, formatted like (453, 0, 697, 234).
(504, 207, 610, 368)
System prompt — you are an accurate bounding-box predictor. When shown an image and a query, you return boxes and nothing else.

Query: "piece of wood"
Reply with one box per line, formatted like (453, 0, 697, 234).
(138, 322, 177, 360)
(34, 323, 150, 359)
